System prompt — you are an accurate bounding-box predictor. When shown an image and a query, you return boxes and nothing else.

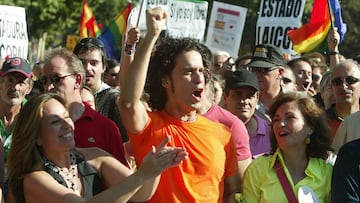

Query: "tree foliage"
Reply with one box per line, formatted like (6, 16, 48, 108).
(1, 0, 359, 59)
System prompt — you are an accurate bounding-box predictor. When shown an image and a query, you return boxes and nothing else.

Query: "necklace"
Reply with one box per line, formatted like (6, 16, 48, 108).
(57, 156, 81, 194)
(43, 151, 82, 194)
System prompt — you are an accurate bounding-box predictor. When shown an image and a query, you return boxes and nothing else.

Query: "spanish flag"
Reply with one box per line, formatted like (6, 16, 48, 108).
(80, 0, 101, 38)
(98, 3, 133, 60)
(287, 0, 331, 54)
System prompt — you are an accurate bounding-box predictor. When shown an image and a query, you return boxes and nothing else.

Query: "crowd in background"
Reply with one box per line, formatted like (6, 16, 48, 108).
(0, 6, 359, 203)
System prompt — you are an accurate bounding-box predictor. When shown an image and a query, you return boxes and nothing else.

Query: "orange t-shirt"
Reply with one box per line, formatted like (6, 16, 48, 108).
(129, 110, 238, 203)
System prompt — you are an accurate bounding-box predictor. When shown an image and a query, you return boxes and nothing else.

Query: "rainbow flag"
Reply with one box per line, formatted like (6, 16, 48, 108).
(80, 0, 101, 38)
(287, 0, 331, 54)
(98, 3, 133, 61)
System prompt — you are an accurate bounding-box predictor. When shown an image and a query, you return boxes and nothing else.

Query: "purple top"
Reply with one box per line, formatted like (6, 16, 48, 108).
(249, 113, 272, 158)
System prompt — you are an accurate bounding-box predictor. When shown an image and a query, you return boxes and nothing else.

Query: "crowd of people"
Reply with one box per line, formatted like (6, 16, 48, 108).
(0, 6, 359, 203)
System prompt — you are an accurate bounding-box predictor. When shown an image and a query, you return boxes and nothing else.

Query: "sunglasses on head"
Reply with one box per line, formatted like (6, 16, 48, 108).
(331, 76, 360, 86)
(74, 38, 104, 53)
(79, 38, 104, 47)
(40, 73, 76, 85)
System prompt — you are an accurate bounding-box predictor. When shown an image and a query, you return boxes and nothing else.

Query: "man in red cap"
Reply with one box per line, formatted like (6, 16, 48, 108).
(0, 57, 33, 188)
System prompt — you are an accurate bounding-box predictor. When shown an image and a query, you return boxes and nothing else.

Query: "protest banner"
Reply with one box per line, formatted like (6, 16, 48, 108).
(205, 1, 247, 57)
(128, 0, 208, 41)
(0, 5, 28, 59)
(166, 0, 207, 40)
(256, 0, 306, 55)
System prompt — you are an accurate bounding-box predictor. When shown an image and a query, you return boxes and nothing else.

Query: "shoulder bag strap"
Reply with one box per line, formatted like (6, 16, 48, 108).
(274, 157, 298, 203)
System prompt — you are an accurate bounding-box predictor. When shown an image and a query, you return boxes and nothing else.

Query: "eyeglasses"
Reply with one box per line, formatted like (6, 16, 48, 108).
(73, 38, 104, 53)
(248, 66, 279, 73)
(331, 76, 360, 86)
(282, 77, 293, 84)
(40, 73, 76, 85)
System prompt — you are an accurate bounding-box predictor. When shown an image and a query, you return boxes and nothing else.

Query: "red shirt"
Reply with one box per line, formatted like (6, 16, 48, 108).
(74, 102, 129, 168)
(325, 106, 343, 142)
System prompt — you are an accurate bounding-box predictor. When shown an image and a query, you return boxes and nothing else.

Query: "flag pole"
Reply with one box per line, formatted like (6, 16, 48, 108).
(136, 0, 144, 28)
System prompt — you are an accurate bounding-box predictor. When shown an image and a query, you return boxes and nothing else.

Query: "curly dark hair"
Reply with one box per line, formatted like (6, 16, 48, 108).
(268, 92, 333, 159)
(145, 37, 212, 111)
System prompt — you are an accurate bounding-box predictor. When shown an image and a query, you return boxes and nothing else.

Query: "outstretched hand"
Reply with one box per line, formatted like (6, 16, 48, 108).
(137, 135, 188, 179)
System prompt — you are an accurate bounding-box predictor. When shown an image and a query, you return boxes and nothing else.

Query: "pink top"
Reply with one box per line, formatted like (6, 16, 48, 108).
(203, 104, 252, 160)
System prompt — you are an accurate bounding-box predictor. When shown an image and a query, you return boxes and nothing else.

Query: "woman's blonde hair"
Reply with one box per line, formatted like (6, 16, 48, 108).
(8, 93, 66, 203)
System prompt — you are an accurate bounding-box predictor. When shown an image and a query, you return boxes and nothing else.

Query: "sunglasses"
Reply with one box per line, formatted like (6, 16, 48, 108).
(40, 73, 76, 85)
(74, 38, 104, 53)
(282, 77, 292, 84)
(331, 76, 360, 86)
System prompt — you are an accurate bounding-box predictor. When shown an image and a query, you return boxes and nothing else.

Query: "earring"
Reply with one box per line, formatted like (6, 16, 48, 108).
(161, 78, 169, 88)
(305, 137, 311, 145)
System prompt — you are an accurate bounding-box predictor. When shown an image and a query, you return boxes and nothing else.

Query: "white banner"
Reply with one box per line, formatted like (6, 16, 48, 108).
(128, 0, 208, 41)
(256, 0, 305, 55)
(167, 1, 207, 40)
(0, 5, 28, 59)
(205, 1, 247, 57)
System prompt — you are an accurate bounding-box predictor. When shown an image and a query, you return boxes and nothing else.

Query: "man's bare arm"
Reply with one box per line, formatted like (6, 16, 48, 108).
(118, 7, 167, 134)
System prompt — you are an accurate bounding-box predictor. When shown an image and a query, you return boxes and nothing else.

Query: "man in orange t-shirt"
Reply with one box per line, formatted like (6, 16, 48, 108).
(119, 7, 239, 203)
